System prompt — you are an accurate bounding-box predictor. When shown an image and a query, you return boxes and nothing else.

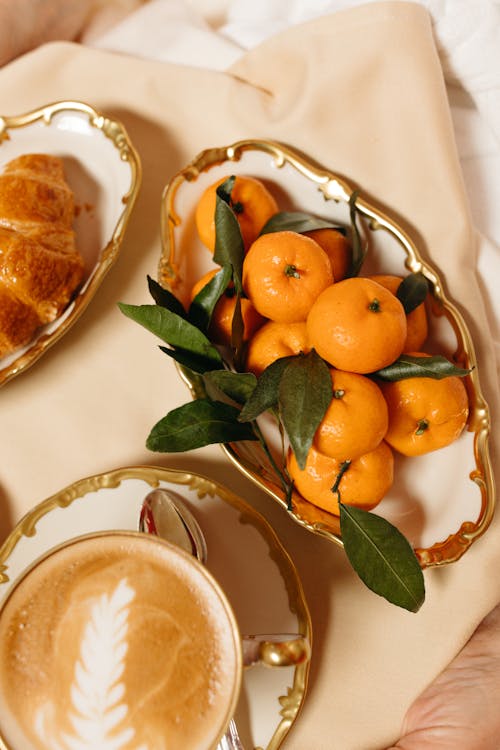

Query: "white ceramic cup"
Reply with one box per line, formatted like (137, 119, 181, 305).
(0, 531, 243, 750)
(0, 530, 310, 750)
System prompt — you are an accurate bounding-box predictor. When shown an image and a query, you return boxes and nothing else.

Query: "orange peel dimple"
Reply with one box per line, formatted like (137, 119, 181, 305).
(379, 353, 469, 456)
(245, 320, 309, 377)
(306, 277, 407, 374)
(242, 230, 333, 323)
(195, 174, 279, 253)
(313, 369, 389, 461)
(287, 441, 394, 515)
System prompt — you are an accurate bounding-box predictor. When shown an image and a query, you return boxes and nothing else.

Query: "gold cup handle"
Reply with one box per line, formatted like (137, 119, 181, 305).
(242, 633, 310, 668)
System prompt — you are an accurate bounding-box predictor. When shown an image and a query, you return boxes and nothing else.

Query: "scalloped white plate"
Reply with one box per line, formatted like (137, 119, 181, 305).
(0, 100, 141, 386)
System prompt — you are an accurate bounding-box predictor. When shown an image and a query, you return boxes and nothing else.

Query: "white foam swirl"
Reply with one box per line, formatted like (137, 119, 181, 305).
(34, 579, 148, 750)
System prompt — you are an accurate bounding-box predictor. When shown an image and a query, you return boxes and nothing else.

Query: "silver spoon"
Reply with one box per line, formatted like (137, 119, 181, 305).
(139, 488, 309, 750)
(139, 487, 207, 563)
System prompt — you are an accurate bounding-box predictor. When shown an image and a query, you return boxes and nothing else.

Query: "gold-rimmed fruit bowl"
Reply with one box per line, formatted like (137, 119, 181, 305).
(155, 139, 494, 578)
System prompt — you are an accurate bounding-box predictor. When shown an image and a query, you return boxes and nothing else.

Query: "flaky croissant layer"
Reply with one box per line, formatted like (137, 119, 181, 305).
(0, 153, 85, 357)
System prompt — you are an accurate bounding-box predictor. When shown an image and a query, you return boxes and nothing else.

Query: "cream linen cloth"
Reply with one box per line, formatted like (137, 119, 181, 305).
(0, 3, 499, 749)
(88, 0, 500, 372)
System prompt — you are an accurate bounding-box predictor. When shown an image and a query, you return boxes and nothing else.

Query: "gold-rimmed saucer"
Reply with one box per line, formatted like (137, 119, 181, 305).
(0, 465, 311, 750)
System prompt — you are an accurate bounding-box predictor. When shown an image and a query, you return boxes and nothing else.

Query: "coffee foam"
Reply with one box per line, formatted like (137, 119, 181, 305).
(0, 533, 240, 750)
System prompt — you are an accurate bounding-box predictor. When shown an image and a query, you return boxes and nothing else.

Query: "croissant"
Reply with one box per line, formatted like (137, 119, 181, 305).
(0, 153, 85, 358)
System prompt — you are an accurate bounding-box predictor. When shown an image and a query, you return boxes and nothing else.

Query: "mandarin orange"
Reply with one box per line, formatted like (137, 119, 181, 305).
(195, 175, 278, 253)
(306, 277, 407, 374)
(245, 320, 309, 377)
(304, 228, 351, 281)
(190, 269, 265, 345)
(242, 230, 333, 323)
(379, 352, 469, 456)
(368, 274, 428, 352)
(287, 441, 394, 515)
(314, 369, 388, 460)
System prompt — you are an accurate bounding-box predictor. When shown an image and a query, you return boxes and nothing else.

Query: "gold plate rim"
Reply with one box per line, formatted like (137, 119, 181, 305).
(158, 138, 496, 569)
(0, 99, 142, 387)
(0, 463, 311, 750)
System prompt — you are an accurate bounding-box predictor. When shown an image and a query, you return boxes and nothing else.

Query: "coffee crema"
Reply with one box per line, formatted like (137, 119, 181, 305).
(0, 532, 241, 750)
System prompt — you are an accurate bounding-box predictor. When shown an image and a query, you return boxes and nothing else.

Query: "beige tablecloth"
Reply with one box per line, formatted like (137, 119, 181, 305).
(0, 3, 499, 748)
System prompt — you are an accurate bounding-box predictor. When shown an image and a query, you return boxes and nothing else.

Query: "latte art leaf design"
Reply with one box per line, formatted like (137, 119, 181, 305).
(34, 579, 148, 750)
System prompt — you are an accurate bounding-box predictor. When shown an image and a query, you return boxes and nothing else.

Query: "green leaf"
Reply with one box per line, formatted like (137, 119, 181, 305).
(259, 211, 346, 236)
(374, 354, 471, 381)
(346, 191, 368, 277)
(216, 175, 237, 205)
(146, 275, 187, 319)
(118, 303, 223, 367)
(396, 273, 429, 314)
(239, 356, 297, 422)
(339, 503, 425, 612)
(279, 350, 333, 469)
(230, 293, 246, 370)
(146, 399, 257, 452)
(159, 346, 223, 374)
(213, 195, 245, 294)
(204, 370, 257, 405)
(188, 265, 232, 332)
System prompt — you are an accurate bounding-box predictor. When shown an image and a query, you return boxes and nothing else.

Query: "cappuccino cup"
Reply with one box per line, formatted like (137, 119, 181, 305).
(0, 531, 243, 750)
